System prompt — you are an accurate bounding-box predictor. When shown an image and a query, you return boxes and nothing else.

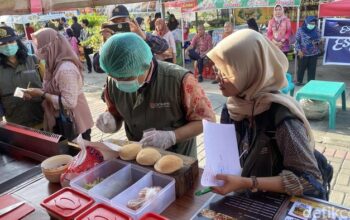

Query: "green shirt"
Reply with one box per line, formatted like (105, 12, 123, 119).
(0, 55, 43, 127)
(107, 61, 197, 157)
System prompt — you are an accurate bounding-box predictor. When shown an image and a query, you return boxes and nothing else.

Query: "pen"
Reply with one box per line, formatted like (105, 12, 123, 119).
(195, 187, 212, 196)
(27, 81, 31, 89)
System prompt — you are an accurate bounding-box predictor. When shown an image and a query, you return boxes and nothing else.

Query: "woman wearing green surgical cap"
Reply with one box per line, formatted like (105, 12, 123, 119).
(96, 32, 216, 158)
(0, 26, 44, 128)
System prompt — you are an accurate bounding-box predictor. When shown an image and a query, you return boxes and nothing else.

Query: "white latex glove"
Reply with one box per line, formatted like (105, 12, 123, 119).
(95, 112, 117, 133)
(140, 130, 176, 150)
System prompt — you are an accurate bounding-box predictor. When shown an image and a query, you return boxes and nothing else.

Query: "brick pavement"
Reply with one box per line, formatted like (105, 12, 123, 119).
(82, 62, 350, 207)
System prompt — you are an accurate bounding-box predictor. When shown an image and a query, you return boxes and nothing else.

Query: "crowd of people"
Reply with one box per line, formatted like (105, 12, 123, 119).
(0, 4, 328, 201)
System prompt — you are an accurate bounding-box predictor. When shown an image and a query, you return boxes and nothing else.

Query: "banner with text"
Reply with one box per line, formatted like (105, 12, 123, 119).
(164, 0, 198, 13)
(323, 18, 350, 38)
(195, 0, 301, 11)
(323, 38, 350, 66)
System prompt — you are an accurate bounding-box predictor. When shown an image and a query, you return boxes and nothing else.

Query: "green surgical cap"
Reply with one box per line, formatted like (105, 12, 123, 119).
(100, 32, 153, 78)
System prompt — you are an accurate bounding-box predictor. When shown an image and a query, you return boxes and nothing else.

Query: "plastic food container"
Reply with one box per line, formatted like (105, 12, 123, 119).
(139, 212, 170, 220)
(41, 187, 94, 220)
(70, 159, 129, 194)
(75, 203, 132, 220)
(89, 163, 149, 204)
(41, 154, 73, 183)
(111, 171, 175, 220)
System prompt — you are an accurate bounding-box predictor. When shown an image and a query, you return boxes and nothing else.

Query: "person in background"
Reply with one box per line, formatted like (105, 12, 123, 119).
(207, 29, 326, 200)
(24, 28, 94, 140)
(109, 5, 168, 54)
(25, 23, 35, 40)
(93, 23, 114, 73)
(79, 19, 93, 73)
(46, 20, 58, 30)
(211, 22, 234, 84)
(183, 24, 190, 42)
(154, 18, 176, 64)
(135, 17, 145, 31)
(66, 28, 79, 57)
(150, 12, 161, 31)
(71, 16, 82, 41)
(0, 26, 43, 128)
(60, 17, 69, 29)
(222, 21, 234, 39)
(267, 4, 292, 54)
(145, 15, 152, 32)
(167, 13, 179, 31)
(247, 18, 260, 33)
(185, 24, 213, 83)
(96, 33, 216, 157)
(295, 16, 321, 86)
(57, 18, 64, 31)
(58, 23, 68, 38)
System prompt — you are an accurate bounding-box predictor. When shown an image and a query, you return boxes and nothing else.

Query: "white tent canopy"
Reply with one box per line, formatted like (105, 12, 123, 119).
(0, 0, 163, 15)
(0, 11, 77, 25)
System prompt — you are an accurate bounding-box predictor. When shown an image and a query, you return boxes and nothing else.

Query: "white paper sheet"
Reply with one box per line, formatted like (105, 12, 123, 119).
(13, 87, 25, 98)
(201, 120, 241, 187)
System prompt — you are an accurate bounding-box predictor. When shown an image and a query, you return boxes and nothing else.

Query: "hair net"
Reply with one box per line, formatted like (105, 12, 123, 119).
(99, 32, 153, 78)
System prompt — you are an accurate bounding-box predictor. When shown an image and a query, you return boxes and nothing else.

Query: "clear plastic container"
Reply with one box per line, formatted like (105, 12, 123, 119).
(89, 163, 150, 204)
(70, 159, 129, 194)
(111, 171, 176, 220)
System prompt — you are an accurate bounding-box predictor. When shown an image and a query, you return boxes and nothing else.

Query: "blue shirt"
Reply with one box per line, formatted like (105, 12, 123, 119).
(295, 28, 321, 56)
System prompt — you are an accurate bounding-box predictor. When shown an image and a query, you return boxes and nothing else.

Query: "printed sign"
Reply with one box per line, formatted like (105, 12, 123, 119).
(323, 18, 350, 38)
(126, 1, 159, 13)
(167, 0, 301, 12)
(323, 38, 350, 66)
(196, 0, 301, 11)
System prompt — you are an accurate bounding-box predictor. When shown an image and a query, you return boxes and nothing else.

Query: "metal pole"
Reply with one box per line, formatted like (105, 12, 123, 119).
(232, 9, 235, 29)
(294, 6, 300, 81)
(181, 16, 185, 67)
(160, 0, 165, 18)
(23, 24, 28, 40)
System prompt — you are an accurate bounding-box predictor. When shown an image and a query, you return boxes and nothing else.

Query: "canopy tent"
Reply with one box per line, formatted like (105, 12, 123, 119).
(165, 0, 301, 12)
(165, 0, 302, 68)
(0, 11, 77, 25)
(0, 0, 162, 15)
(319, 0, 350, 18)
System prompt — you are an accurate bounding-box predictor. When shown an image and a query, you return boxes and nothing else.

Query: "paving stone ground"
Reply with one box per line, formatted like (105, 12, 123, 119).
(82, 59, 350, 207)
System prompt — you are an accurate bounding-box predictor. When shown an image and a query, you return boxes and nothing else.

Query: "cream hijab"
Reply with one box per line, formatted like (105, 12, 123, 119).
(207, 29, 314, 148)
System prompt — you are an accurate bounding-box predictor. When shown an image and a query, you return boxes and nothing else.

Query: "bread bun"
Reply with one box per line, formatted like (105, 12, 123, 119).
(136, 148, 161, 166)
(154, 155, 183, 174)
(119, 143, 142, 160)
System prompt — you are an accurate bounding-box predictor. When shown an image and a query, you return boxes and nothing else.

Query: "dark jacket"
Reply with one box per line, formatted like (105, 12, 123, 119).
(71, 22, 83, 40)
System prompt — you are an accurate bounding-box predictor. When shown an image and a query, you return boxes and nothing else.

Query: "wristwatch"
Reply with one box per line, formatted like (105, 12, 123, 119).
(250, 176, 259, 192)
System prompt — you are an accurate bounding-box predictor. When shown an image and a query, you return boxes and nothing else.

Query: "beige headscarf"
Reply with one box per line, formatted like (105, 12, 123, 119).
(32, 28, 85, 132)
(207, 29, 314, 148)
(155, 18, 169, 37)
(274, 4, 286, 22)
(32, 28, 83, 85)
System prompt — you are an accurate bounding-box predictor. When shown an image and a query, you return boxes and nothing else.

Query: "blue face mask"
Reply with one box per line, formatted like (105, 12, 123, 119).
(115, 78, 141, 93)
(0, 43, 19, 57)
(307, 24, 315, 30)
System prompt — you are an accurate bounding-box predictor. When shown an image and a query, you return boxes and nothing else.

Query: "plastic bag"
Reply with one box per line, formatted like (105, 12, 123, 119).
(60, 135, 120, 187)
(300, 99, 328, 120)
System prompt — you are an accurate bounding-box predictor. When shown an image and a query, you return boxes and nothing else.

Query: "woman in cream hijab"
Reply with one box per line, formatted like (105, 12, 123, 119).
(207, 29, 326, 199)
